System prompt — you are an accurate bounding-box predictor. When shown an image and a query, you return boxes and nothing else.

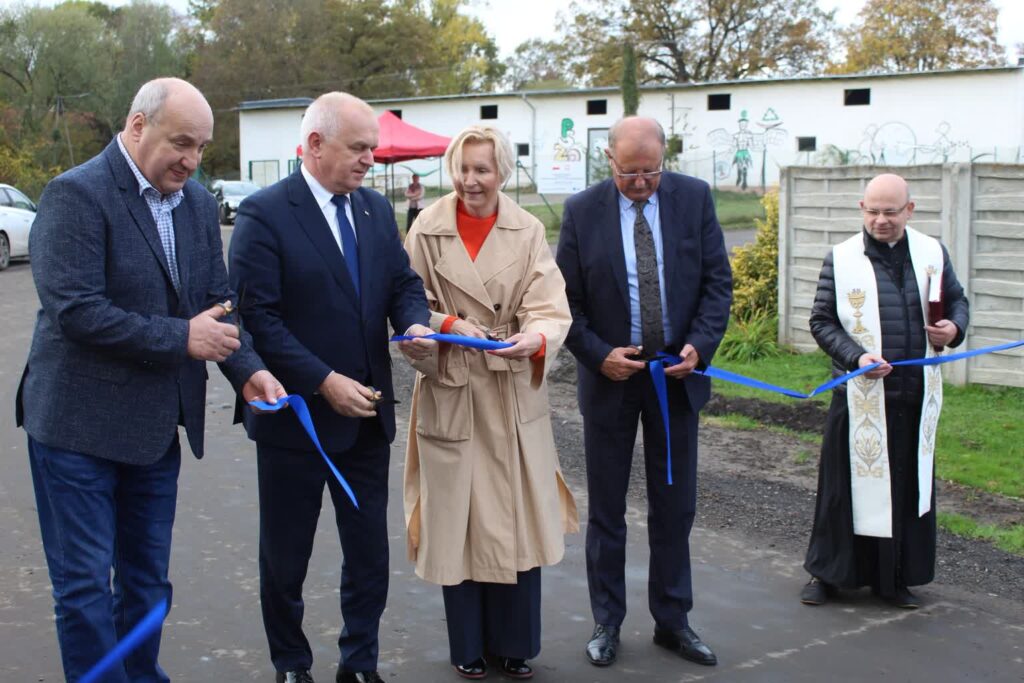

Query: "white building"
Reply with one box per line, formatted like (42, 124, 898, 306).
(237, 66, 1024, 192)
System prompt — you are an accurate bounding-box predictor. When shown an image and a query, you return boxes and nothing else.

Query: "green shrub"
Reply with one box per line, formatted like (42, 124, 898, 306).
(730, 190, 779, 321)
(717, 314, 782, 362)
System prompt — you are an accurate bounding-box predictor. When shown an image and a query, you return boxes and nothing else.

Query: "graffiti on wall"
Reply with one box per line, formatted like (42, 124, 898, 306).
(553, 117, 586, 161)
(707, 108, 787, 189)
(821, 120, 969, 166)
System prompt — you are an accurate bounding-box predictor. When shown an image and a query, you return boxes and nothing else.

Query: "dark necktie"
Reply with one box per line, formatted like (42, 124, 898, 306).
(331, 194, 360, 297)
(633, 200, 664, 355)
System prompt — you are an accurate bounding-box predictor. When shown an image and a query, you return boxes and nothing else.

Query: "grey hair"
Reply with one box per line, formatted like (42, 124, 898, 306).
(608, 116, 666, 150)
(128, 79, 172, 122)
(300, 92, 369, 146)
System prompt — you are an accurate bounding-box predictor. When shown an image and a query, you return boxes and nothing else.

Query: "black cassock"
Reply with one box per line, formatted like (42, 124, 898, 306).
(804, 390, 937, 596)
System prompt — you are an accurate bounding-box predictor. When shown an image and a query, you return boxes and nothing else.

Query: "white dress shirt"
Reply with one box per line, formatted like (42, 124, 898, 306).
(300, 164, 357, 254)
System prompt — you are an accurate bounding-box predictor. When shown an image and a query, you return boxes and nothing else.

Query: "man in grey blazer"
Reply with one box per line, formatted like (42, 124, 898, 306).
(15, 78, 286, 682)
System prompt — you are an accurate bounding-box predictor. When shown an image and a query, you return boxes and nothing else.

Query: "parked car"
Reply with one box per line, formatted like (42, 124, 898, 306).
(212, 180, 260, 224)
(0, 183, 37, 270)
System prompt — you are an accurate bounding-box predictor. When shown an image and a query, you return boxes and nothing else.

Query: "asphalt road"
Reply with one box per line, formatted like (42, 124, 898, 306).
(1, 257, 1022, 682)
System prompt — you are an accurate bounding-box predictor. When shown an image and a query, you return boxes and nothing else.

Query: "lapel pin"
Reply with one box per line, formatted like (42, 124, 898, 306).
(363, 210, 370, 216)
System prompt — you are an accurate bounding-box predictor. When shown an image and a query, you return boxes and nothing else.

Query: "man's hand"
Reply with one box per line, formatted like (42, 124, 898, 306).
(664, 344, 700, 379)
(600, 346, 647, 381)
(398, 323, 436, 361)
(188, 303, 241, 361)
(489, 332, 543, 359)
(858, 353, 892, 379)
(319, 371, 377, 418)
(242, 370, 288, 413)
(925, 319, 958, 349)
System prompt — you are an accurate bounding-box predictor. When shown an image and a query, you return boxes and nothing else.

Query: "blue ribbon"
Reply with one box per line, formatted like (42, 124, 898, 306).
(80, 600, 167, 683)
(390, 333, 514, 351)
(649, 339, 1024, 484)
(248, 395, 359, 509)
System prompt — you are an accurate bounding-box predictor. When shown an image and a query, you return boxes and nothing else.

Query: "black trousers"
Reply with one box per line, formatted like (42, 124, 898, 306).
(441, 567, 542, 665)
(256, 419, 390, 674)
(583, 371, 698, 630)
(406, 207, 422, 233)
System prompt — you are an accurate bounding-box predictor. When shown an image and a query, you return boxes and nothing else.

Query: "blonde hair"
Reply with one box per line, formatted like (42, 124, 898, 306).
(444, 125, 515, 185)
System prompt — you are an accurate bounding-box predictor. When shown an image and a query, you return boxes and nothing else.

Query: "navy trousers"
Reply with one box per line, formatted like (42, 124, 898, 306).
(441, 568, 542, 665)
(583, 371, 699, 631)
(257, 419, 390, 674)
(29, 435, 180, 683)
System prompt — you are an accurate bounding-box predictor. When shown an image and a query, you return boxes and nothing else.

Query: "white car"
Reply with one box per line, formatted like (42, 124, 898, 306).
(0, 183, 37, 270)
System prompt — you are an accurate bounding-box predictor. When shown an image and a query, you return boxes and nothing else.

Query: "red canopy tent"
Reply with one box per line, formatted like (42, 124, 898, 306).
(372, 111, 451, 204)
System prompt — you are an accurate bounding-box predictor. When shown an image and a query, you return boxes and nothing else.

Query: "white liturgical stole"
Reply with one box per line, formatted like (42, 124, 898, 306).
(832, 226, 944, 538)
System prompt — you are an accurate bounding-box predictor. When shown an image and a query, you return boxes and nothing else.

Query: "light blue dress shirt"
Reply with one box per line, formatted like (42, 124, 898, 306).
(618, 191, 672, 348)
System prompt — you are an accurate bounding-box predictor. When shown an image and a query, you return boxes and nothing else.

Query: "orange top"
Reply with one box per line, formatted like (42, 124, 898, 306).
(456, 201, 497, 261)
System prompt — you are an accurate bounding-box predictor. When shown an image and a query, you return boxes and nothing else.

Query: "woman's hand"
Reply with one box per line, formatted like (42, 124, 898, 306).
(488, 332, 543, 359)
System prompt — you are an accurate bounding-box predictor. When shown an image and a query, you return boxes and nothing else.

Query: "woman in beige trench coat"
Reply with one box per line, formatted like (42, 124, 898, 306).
(403, 126, 578, 680)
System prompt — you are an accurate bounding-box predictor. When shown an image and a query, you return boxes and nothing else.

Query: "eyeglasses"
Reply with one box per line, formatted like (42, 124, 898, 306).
(861, 203, 908, 218)
(607, 154, 663, 181)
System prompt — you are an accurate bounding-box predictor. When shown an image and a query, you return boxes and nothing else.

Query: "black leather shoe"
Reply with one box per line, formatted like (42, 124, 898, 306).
(336, 672, 383, 683)
(889, 585, 921, 610)
(453, 657, 487, 679)
(276, 671, 314, 683)
(585, 623, 620, 667)
(800, 576, 837, 606)
(500, 658, 533, 679)
(653, 625, 718, 666)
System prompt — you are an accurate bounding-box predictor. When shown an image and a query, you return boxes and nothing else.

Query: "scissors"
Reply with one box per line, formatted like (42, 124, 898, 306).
(366, 386, 400, 406)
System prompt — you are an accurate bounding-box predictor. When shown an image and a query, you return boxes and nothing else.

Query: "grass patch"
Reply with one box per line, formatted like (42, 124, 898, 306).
(704, 413, 821, 444)
(713, 348, 835, 405)
(938, 512, 1024, 556)
(712, 189, 766, 230)
(935, 384, 1024, 499)
(523, 203, 564, 243)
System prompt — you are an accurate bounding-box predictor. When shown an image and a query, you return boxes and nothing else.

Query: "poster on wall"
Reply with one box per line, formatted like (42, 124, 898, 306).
(536, 117, 587, 194)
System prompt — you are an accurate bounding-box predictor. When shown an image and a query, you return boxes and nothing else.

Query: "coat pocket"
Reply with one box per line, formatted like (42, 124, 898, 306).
(415, 380, 473, 441)
(511, 360, 548, 423)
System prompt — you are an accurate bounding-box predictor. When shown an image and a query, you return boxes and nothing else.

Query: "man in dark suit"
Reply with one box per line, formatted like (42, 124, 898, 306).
(556, 116, 732, 669)
(16, 78, 286, 682)
(229, 92, 432, 683)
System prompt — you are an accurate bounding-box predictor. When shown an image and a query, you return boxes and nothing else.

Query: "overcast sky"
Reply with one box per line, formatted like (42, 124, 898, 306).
(3, 0, 1022, 63)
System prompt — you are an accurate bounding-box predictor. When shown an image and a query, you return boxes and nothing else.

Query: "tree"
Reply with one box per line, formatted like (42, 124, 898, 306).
(560, 0, 836, 86)
(835, 0, 1004, 73)
(503, 39, 574, 91)
(621, 41, 638, 114)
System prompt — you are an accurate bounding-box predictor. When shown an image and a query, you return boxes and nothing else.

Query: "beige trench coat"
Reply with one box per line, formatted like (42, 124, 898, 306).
(403, 192, 579, 585)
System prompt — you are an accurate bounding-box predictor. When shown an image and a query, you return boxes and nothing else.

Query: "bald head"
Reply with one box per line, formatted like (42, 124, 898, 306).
(860, 173, 914, 243)
(606, 116, 666, 202)
(121, 78, 213, 196)
(126, 77, 212, 129)
(301, 91, 378, 195)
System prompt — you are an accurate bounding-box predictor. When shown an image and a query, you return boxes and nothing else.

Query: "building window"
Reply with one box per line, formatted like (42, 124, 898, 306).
(797, 137, 817, 152)
(587, 99, 607, 115)
(844, 88, 870, 106)
(480, 104, 498, 119)
(389, 109, 402, 119)
(707, 94, 731, 111)
(516, 143, 530, 157)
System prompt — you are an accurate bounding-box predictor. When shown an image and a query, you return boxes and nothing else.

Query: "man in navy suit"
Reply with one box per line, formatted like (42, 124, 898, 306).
(17, 78, 286, 682)
(229, 92, 432, 683)
(556, 117, 732, 669)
